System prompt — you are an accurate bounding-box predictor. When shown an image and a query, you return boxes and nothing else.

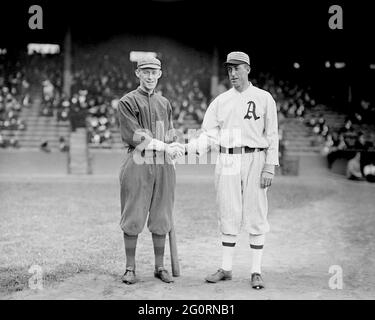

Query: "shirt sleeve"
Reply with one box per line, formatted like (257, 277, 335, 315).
(117, 98, 152, 151)
(146, 99, 180, 151)
(165, 100, 179, 143)
(145, 99, 176, 151)
(188, 97, 220, 155)
(264, 93, 279, 166)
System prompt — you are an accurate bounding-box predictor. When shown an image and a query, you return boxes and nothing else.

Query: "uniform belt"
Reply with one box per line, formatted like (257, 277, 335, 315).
(219, 146, 265, 154)
(127, 147, 159, 156)
(141, 149, 160, 157)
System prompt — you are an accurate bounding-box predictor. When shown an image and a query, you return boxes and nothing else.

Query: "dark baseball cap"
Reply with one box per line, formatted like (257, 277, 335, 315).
(137, 57, 161, 69)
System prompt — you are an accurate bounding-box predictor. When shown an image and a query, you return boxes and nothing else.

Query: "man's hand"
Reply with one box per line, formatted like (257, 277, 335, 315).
(260, 171, 274, 188)
(166, 142, 185, 160)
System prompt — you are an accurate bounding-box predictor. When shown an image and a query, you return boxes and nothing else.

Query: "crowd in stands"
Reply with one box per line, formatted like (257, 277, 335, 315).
(0, 46, 324, 160)
(307, 100, 375, 182)
(1, 53, 72, 151)
(158, 53, 210, 132)
(0, 55, 30, 148)
(12, 38, 312, 151)
(256, 72, 315, 123)
(2, 42, 374, 180)
(69, 50, 129, 146)
(263, 74, 318, 171)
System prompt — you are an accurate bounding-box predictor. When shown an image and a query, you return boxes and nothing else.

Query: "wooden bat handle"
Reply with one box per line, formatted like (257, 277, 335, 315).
(169, 224, 180, 277)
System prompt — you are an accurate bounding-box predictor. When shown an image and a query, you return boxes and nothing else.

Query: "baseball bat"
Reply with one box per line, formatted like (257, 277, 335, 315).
(169, 222, 180, 277)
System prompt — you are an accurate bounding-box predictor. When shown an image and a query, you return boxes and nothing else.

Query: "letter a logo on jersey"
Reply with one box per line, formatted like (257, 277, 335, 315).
(244, 101, 260, 121)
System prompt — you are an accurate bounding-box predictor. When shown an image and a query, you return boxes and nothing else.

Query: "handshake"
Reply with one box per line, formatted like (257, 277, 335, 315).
(165, 142, 187, 161)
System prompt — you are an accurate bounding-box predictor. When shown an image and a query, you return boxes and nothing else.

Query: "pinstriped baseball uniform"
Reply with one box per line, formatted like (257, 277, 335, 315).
(191, 83, 279, 235)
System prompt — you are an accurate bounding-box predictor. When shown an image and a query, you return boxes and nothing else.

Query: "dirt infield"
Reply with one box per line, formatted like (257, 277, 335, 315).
(1, 161, 375, 300)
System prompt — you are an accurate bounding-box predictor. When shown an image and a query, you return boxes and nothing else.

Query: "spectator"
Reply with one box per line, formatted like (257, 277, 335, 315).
(40, 140, 51, 152)
(363, 163, 375, 183)
(278, 126, 286, 170)
(0, 132, 5, 148)
(321, 133, 334, 156)
(42, 79, 55, 101)
(327, 132, 348, 169)
(346, 152, 365, 181)
(355, 132, 373, 151)
(59, 136, 69, 152)
(57, 97, 70, 122)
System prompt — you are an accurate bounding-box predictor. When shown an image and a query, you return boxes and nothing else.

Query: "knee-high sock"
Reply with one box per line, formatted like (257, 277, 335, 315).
(221, 234, 237, 271)
(152, 233, 166, 269)
(249, 234, 265, 274)
(123, 233, 138, 269)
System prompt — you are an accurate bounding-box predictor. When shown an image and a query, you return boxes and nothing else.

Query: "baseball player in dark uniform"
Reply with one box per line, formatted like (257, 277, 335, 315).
(181, 52, 279, 289)
(117, 57, 184, 284)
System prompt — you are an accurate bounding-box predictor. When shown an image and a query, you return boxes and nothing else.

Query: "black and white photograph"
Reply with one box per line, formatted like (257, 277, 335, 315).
(1, 0, 375, 306)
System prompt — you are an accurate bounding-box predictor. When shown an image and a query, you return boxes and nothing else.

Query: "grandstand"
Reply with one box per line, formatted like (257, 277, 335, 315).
(1, 0, 374, 180)
(9, 96, 70, 151)
(2, 43, 375, 179)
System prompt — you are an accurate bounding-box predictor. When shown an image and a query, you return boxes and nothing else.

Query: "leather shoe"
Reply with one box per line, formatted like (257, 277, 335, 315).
(251, 273, 265, 289)
(205, 268, 232, 283)
(154, 267, 174, 283)
(121, 267, 137, 285)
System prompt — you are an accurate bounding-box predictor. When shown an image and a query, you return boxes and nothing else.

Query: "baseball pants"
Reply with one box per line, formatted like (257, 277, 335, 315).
(214, 150, 270, 235)
(119, 151, 176, 236)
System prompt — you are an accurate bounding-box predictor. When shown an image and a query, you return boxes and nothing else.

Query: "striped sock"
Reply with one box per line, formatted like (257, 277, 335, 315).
(152, 233, 166, 269)
(221, 234, 237, 271)
(123, 233, 138, 269)
(249, 234, 265, 274)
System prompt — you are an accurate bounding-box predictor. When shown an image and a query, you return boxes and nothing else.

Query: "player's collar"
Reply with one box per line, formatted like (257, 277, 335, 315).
(233, 82, 253, 94)
(137, 86, 155, 96)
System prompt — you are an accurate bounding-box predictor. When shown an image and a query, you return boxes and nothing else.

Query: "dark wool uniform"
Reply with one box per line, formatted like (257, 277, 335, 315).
(117, 86, 177, 236)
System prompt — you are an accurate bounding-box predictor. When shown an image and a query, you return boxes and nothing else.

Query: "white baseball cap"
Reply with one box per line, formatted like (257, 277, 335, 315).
(223, 51, 250, 67)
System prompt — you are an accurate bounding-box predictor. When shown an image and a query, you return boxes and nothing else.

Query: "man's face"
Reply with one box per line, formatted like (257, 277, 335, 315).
(227, 64, 250, 89)
(136, 68, 162, 92)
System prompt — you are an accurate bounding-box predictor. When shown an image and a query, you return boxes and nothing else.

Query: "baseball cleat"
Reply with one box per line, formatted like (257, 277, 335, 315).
(251, 273, 265, 289)
(205, 268, 232, 283)
(154, 267, 174, 283)
(122, 267, 137, 285)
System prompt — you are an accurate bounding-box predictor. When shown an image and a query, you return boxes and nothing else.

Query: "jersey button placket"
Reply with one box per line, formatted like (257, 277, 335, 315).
(149, 94, 157, 167)
(149, 94, 156, 138)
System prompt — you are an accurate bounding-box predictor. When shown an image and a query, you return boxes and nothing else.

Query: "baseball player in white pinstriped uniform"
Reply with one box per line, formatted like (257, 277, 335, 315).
(183, 51, 279, 289)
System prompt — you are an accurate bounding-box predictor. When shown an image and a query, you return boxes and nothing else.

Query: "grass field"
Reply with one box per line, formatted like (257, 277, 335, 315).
(1, 156, 375, 299)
